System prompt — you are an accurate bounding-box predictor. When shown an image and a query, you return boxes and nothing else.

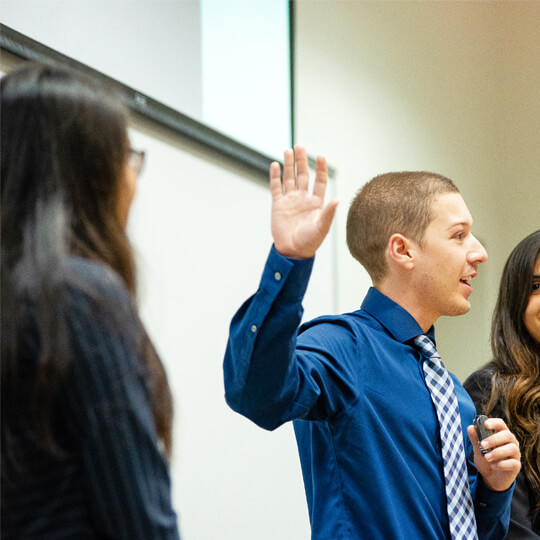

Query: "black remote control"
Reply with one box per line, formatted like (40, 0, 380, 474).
(474, 415, 495, 455)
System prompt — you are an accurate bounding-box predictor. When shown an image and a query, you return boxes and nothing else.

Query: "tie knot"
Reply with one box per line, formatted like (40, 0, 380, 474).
(413, 335, 440, 360)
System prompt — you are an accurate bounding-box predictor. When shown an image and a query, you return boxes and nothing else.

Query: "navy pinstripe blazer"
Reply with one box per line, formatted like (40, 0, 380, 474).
(1, 257, 180, 539)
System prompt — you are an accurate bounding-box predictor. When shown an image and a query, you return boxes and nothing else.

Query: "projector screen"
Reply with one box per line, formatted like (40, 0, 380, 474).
(0, 0, 292, 162)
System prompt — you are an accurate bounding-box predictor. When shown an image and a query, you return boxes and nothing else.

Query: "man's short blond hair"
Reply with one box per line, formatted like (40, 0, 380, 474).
(346, 171, 459, 282)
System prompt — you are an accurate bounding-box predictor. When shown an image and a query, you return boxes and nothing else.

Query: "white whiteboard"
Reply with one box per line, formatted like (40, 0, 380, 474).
(0, 0, 291, 159)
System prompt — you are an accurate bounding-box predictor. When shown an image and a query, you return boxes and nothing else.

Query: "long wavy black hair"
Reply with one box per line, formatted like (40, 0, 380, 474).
(486, 229, 540, 529)
(1, 63, 173, 467)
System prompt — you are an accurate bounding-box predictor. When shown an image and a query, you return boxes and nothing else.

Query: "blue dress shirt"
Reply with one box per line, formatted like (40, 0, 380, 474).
(224, 246, 513, 539)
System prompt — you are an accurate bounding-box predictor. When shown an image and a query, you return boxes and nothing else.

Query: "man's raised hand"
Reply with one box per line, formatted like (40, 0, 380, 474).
(270, 145, 339, 259)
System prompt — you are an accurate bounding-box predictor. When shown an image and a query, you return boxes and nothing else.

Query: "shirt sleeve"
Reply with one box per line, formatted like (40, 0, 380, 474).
(64, 273, 180, 539)
(223, 246, 357, 430)
(473, 476, 514, 539)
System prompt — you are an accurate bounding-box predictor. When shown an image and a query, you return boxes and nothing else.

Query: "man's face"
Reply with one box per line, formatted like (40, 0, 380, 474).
(410, 192, 488, 324)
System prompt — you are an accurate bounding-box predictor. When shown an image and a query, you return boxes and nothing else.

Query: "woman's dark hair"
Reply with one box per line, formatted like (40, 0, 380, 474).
(1, 63, 173, 464)
(487, 229, 540, 528)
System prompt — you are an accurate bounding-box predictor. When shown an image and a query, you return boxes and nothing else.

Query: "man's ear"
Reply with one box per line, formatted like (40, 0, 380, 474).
(387, 233, 415, 270)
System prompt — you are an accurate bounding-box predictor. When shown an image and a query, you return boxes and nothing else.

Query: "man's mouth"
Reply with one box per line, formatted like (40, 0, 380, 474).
(460, 275, 474, 291)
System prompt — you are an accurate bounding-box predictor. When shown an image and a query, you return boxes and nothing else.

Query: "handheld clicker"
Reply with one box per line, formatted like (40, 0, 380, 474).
(474, 415, 495, 455)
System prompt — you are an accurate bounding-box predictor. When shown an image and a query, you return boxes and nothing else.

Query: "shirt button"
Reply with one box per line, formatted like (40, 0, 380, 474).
(274, 272, 282, 281)
(251, 325, 258, 333)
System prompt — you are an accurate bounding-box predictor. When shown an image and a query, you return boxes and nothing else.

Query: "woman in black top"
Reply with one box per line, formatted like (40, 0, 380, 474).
(1, 63, 180, 538)
(464, 230, 540, 539)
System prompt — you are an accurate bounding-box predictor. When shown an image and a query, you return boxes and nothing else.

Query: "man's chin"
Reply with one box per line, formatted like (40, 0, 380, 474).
(445, 300, 471, 318)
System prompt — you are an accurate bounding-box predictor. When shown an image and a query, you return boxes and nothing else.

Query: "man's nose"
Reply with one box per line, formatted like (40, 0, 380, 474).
(469, 234, 488, 265)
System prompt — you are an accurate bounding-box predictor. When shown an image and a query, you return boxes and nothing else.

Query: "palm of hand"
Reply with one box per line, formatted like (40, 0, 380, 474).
(272, 190, 328, 259)
(270, 146, 338, 260)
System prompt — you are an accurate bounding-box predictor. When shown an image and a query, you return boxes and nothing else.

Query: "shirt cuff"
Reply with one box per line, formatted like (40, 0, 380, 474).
(475, 476, 515, 515)
(260, 245, 314, 302)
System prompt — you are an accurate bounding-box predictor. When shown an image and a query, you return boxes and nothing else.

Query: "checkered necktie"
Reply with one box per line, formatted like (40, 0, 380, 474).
(414, 335, 478, 540)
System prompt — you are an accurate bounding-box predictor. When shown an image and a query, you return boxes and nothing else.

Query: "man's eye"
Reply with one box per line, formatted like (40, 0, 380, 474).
(454, 233, 464, 240)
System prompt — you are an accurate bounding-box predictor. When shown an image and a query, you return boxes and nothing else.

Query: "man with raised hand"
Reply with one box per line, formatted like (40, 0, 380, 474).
(224, 145, 520, 539)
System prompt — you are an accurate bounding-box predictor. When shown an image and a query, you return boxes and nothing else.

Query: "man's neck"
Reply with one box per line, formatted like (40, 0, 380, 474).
(373, 280, 437, 334)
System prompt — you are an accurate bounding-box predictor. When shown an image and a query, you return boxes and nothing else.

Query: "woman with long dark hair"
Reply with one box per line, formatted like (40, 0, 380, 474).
(465, 229, 540, 538)
(1, 63, 180, 538)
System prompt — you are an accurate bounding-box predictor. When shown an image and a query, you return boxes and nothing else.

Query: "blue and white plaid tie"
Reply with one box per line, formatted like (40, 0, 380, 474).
(414, 335, 478, 540)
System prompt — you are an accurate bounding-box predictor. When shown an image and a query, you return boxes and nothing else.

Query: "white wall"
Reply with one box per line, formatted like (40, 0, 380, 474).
(294, 0, 540, 381)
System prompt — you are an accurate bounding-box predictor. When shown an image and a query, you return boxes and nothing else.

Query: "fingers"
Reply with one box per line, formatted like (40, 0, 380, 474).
(482, 436, 521, 466)
(294, 144, 309, 191)
(270, 145, 330, 200)
(269, 161, 282, 201)
(318, 199, 340, 238)
(312, 155, 329, 200)
(482, 418, 520, 453)
(467, 425, 479, 447)
(469, 419, 521, 467)
(282, 148, 296, 193)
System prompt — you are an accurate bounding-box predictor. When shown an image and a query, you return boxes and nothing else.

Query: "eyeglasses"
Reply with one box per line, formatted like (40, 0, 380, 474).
(129, 147, 146, 177)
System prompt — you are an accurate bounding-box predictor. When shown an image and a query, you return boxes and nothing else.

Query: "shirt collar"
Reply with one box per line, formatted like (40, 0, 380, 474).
(360, 287, 436, 345)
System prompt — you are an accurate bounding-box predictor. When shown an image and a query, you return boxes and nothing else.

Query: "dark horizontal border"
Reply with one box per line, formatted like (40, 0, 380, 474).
(0, 22, 335, 180)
